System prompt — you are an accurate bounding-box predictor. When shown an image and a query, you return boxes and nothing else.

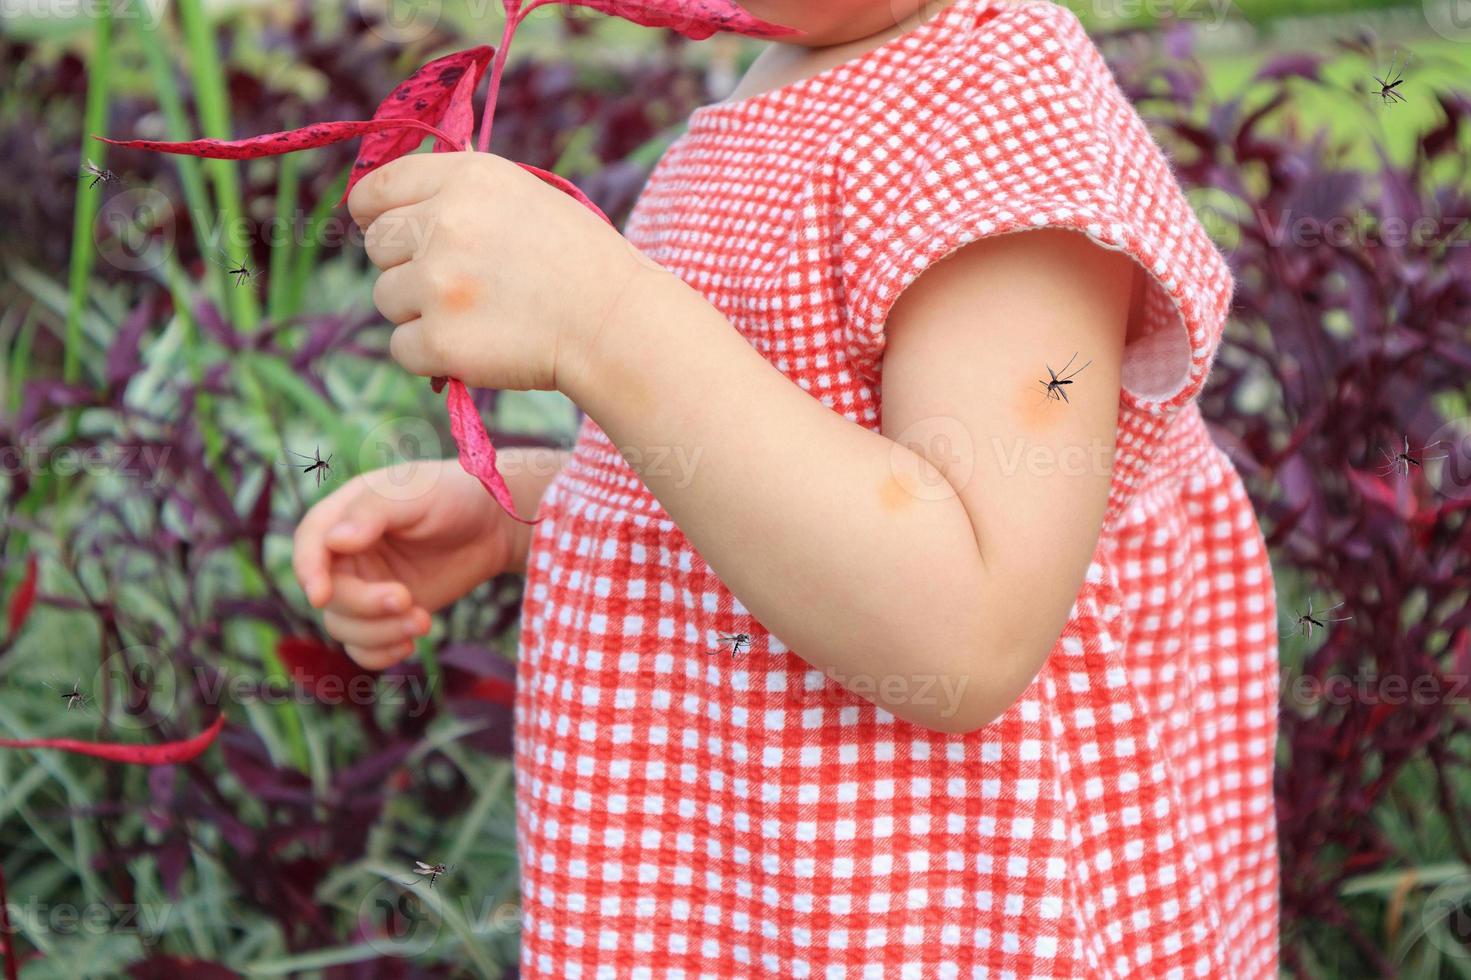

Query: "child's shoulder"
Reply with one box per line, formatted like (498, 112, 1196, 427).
(923, 0, 1105, 95)
(842, 0, 1119, 154)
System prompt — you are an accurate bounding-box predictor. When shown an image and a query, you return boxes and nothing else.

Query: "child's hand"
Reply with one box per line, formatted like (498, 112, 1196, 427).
(348, 151, 671, 395)
(291, 460, 520, 669)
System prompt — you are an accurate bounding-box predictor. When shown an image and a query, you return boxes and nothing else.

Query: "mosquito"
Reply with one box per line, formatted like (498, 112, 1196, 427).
(210, 248, 262, 287)
(286, 447, 334, 487)
(716, 632, 751, 655)
(1038, 353, 1092, 404)
(79, 159, 118, 190)
(411, 861, 453, 889)
(1372, 50, 1410, 106)
(1378, 436, 1445, 477)
(44, 679, 90, 712)
(1283, 597, 1352, 640)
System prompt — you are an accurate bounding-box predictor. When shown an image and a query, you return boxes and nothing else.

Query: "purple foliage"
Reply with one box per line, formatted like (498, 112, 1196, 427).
(1101, 22, 1471, 976)
(0, 7, 706, 975)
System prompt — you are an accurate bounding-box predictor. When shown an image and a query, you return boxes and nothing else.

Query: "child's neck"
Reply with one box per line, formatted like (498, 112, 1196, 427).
(725, 1, 961, 104)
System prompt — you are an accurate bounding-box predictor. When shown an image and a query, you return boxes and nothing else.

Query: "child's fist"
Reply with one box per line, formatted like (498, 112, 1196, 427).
(348, 151, 671, 395)
(291, 460, 518, 669)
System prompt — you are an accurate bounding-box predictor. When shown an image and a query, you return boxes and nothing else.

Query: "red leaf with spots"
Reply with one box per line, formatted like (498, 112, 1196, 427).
(99, 118, 464, 161)
(436, 68, 480, 153)
(0, 714, 226, 765)
(446, 379, 538, 525)
(548, 0, 798, 39)
(7, 555, 37, 637)
(345, 46, 495, 200)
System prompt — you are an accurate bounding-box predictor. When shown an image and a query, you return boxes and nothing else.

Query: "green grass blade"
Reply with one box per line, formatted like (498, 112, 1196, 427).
(62, 7, 114, 385)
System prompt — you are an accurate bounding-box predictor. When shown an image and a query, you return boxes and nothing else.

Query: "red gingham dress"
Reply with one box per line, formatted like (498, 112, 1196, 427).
(514, 1, 1280, 976)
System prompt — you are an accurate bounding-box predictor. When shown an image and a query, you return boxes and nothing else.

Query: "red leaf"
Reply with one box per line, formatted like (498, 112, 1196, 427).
(469, 675, 517, 708)
(437, 60, 483, 152)
(127, 956, 241, 980)
(0, 714, 225, 766)
(446, 379, 539, 525)
(518, 163, 613, 225)
(277, 635, 370, 702)
(7, 555, 37, 637)
(98, 118, 463, 161)
(345, 46, 495, 201)
(549, 0, 798, 39)
(0, 859, 15, 980)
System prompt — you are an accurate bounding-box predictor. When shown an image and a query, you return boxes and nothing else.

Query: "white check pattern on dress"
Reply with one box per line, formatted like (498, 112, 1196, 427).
(514, 2, 1279, 976)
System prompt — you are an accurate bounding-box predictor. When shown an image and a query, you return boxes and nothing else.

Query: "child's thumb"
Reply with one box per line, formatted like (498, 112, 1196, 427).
(324, 509, 392, 554)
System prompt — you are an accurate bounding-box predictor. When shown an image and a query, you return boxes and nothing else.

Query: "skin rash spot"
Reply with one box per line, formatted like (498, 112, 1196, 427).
(879, 473, 913, 512)
(441, 277, 479, 314)
(1014, 380, 1067, 433)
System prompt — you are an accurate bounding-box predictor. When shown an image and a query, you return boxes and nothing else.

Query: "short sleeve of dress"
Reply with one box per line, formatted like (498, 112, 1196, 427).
(835, 1, 1236, 417)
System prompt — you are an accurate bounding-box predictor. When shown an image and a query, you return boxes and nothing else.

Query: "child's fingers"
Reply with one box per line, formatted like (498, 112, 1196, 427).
(363, 203, 430, 271)
(321, 501, 421, 556)
(387, 320, 437, 378)
(325, 574, 414, 618)
(344, 641, 418, 672)
(348, 152, 465, 231)
(370, 263, 423, 326)
(293, 498, 351, 608)
(323, 607, 429, 649)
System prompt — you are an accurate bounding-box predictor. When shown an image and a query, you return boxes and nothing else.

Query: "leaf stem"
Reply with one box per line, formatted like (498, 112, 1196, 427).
(476, 2, 524, 152)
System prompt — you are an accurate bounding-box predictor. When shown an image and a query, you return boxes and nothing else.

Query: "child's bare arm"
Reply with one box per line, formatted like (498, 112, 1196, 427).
(565, 230, 1132, 733)
(348, 153, 1132, 730)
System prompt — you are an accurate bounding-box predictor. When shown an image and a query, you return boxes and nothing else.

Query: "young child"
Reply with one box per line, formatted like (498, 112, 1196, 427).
(293, 0, 1280, 974)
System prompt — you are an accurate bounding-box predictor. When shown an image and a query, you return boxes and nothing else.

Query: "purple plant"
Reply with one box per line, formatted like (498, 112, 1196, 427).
(1102, 22, 1471, 976)
(1, 9, 715, 973)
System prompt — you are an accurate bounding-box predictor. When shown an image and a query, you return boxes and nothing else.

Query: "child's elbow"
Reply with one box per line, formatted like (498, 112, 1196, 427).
(889, 642, 1049, 736)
